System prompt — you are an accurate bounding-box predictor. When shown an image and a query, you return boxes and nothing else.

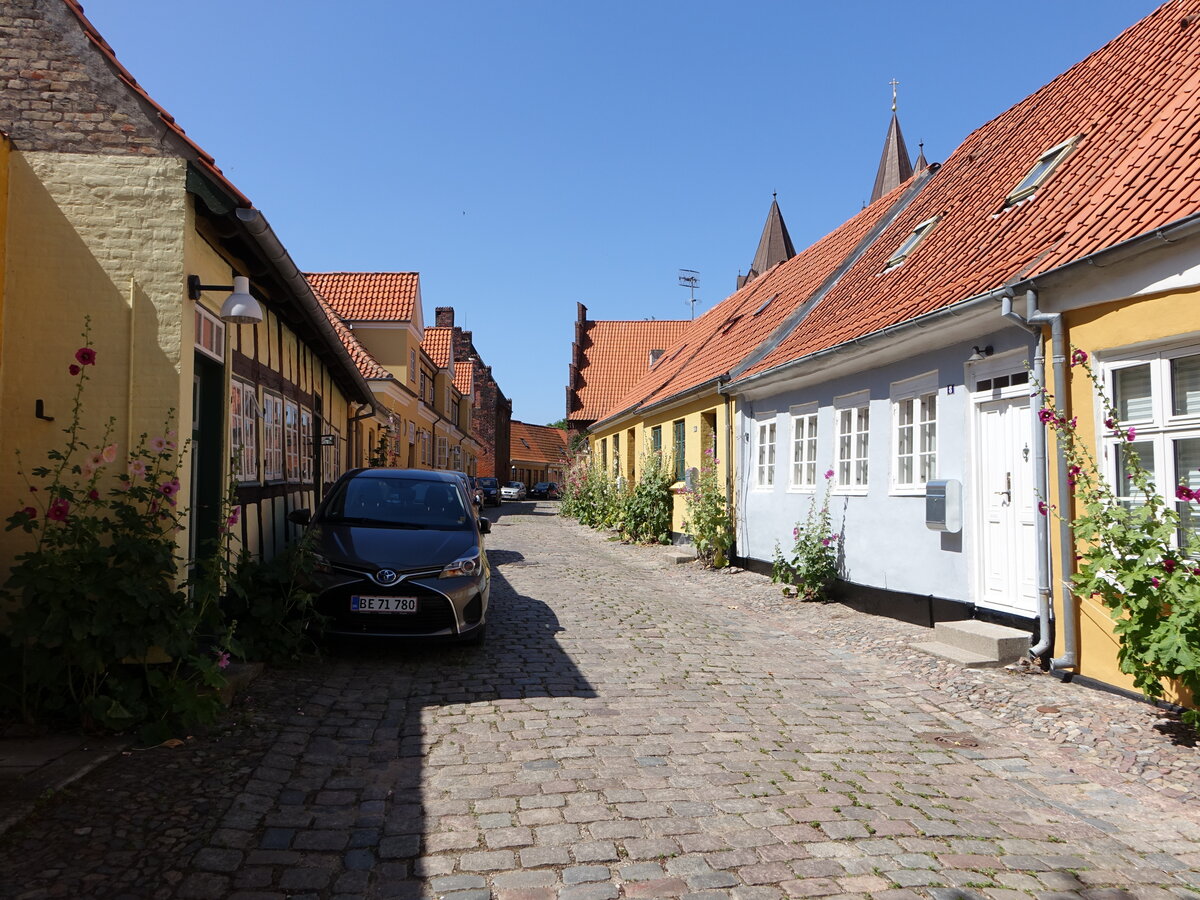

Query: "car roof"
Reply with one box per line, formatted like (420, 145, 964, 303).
(342, 467, 459, 484)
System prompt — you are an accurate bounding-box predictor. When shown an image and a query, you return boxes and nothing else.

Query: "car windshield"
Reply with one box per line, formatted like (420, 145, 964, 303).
(478, 478, 499, 488)
(320, 475, 470, 530)
(506, 482, 522, 488)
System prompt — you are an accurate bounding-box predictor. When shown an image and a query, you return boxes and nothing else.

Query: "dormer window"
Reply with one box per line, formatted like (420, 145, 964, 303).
(883, 216, 940, 272)
(1003, 136, 1078, 207)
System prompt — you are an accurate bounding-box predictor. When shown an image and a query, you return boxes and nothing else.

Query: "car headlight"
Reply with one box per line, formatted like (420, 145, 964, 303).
(440, 548, 481, 579)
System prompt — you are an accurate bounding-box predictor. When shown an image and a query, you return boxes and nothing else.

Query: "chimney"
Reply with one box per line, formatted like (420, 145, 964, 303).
(648, 349, 665, 368)
(435, 307, 455, 327)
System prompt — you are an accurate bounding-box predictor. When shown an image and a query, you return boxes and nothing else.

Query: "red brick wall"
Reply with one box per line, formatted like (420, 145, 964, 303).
(0, 1, 170, 154)
(450, 326, 511, 479)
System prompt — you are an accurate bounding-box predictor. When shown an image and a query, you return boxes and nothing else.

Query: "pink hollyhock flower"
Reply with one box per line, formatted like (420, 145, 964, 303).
(1177, 485, 1195, 502)
(1068, 465, 1082, 487)
(87, 489, 99, 501)
(128, 459, 147, 477)
(1037, 501, 1050, 516)
(159, 478, 180, 497)
(1126, 427, 1137, 441)
(1071, 348, 1088, 367)
(227, 506, 241, 526)
(68, 364, 81, 376)
(81, 460, 97, 477)
(1151, 577, 1161, 588)
(47, 498, 70, 522)
(792, 527, 799, 538)
(149, 437, 168, 452)
(1105, 417, 1116, 429)
(102, 443, 118, 464)
(21, 506, 37, 519)
(824, 469, 835, 480)
(74, 347, 96, 366)
(216, 651, 231, 670)
(1163, 557, 1178, 574)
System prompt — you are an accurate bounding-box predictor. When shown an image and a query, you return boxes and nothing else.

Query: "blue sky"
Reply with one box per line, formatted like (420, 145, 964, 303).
(83, 1, 1159, 427)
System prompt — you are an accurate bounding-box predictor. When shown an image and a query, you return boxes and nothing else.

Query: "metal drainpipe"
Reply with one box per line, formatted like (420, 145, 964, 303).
(1001, 292, 1053, 658)
(722, 383, 735, 561)
(1006, 290, 1077, 669)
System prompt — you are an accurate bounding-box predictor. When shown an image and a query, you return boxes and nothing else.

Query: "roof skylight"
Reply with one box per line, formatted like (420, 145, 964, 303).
(1003, 136, 1079, 207)
(753, 294, 779, 316)
(882, 216, 940, 272)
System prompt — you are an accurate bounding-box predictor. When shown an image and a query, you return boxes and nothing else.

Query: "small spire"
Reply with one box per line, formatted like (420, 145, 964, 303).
(738, 195, 797, 289)
(869, 80, 914, 203)
(915, 140, 928, 170)
(890, 78, 899, 112)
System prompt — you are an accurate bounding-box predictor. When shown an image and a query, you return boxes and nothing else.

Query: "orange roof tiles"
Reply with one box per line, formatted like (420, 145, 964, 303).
(316, 297, 393, 382)
(592, 180, 919, 425)
(570, 320, 691, 423)
(510, 421, 569, 465)
(740, 1, 1200, 382)
(306, 272, 420, 322)
(454, 359, 476, 395)
(422, 327, 454, 369)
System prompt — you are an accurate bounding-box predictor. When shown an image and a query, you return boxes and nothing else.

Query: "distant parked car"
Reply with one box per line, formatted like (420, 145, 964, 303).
(288, 468, 490, 643)
(530, 481, 560, 500)
(502, 481, 527, 501)
(476, 476, 501, 507)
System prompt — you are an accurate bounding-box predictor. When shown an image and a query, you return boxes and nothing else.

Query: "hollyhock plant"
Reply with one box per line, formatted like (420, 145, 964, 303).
(1035, 348, 1200, 728)
(74, 347, 96, 366)
(773, 469, 840, 601)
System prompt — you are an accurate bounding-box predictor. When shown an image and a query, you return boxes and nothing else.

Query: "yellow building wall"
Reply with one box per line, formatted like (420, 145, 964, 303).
(0, 136, 9, 372)
(590, 392, 735, 535)
(0, 152, 189, 570)
(1052, 285, 1200, 709)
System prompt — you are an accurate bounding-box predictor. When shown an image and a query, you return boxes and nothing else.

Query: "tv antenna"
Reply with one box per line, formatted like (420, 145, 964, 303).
(678, 269, 700, 319)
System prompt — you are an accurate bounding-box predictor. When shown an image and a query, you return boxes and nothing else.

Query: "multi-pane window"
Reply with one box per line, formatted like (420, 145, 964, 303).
(893, 377, 937, 491)
(1106, 348, 1200, 546)
(599, 438, 607, 473)
(194, 305, 225, 362)
(790, 407, 818, 489)
(673, 419, 686, 481)
(436, 435, 449, 469)
(650, 425, 662, 454)
(835, 394, 870, 490)
(262, 391, 284, 481)
(230, 379, 258, 482)
(612, 433, 621, 478)
(299, 408, 314, 483)
(284, 400, 300, 482)
(756, 420, 776, 487)
(323, 426, 342, 484)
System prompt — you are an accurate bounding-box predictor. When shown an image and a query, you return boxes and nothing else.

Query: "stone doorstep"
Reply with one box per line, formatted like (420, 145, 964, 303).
(914, 619, 1031, 667)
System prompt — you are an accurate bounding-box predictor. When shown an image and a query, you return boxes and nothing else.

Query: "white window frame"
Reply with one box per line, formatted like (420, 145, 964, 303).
(299, 408, 314, 483)
(262, 390, 285, 482)
(194, 305, 226, 362)
(834, 391, 870, 494)
(284, 399, 300, 483)
(436, 435, 449, 469)
(1004, 136, 1079, 208)
(789, 403, 819, 492)
(891, 373, 939, 495)
(230, 378, 259, 483)
(755, 416, 777, 488)
(1102, 342, 1200, 548)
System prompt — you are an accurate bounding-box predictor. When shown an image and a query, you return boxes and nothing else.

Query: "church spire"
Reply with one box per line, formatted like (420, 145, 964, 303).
(737, 193, 797, 289)
(869, 79, 914, 203)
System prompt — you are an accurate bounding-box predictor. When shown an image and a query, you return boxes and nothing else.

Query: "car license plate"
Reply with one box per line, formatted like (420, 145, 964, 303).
(351, 595, 418, 613)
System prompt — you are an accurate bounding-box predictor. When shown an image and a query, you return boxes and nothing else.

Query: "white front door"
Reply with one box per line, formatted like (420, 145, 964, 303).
(976, 395, 1038, 616)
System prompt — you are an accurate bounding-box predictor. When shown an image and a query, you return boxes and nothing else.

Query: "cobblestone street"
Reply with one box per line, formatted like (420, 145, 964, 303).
(2, 502, 1199, 900)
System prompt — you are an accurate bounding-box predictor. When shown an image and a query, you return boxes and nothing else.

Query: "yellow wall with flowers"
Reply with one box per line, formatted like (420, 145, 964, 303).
(1049, 285, 1200, 710)
(589, 393, 735, 536)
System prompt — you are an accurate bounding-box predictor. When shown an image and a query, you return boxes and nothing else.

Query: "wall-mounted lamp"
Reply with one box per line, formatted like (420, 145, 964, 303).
(187, 274, 263, 325)
(967, 345, 994, 362)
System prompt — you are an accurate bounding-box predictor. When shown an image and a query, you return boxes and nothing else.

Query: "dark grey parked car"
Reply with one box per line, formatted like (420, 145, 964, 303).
(289, 468, 490, 642)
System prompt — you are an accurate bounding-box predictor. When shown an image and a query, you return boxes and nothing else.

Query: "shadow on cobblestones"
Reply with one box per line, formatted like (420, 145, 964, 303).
(0, 546, 595, 899)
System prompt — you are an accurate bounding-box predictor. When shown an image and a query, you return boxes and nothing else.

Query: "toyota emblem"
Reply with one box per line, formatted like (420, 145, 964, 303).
(373, 568, 400, 586)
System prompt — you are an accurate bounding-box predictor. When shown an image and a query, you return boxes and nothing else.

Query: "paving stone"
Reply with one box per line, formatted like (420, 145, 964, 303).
(563, 865, 612, 884)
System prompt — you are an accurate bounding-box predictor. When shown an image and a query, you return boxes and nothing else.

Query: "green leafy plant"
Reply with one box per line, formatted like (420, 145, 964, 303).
(772, 468, 840, 600)
(616, 450, 674, 544)
(1039, 349, 1199, 727)
(560, 454, 619, 527)
(2, 321, 232, 739)
(682, 449, 733, 568)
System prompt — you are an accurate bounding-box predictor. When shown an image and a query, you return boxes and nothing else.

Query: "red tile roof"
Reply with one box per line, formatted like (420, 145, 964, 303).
(422, 327, 454, 369)
(316, 297, 392, 382)
(569, 320, 691, 423)
(306, 272, 420, 322)
(592, 180, 918, 424)
(454, 359, 476, 395)
(510, 421, 569, 465)
(741, 1, 1200, 381)
(62, 1, 251, 208)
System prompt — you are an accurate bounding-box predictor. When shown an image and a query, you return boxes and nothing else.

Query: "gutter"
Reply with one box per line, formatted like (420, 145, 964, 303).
(234, 208, 376, 409)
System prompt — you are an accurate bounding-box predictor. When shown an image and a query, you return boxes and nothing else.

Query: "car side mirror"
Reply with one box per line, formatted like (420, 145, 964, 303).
(288, 508, 311, 526)
(478, 517, 491, 534)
